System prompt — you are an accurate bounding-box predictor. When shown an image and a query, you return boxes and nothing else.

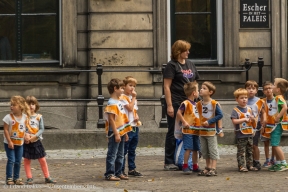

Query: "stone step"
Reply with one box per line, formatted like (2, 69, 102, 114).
(1, 130, 288, 150)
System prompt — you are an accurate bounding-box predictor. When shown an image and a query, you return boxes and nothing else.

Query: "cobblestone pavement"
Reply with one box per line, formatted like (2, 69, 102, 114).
(0, 145, 288, 191)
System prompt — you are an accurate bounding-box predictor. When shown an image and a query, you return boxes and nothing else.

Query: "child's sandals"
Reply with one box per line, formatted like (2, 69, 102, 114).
(247, 166, 258, 171)
(117, 174, 129, 180)
(239, 167, 248, 172)
(198, 167, 210, 176)
(206, 168, 217, 176)
(6, 178, 14, 185)
(13, 178, 24, 185)
(105, 174, 120, 181)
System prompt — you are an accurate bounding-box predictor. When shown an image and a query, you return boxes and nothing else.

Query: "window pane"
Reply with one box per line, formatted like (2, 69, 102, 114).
(0, 0, 16, 14)
(175, 15, 211, 58)
(175, 0, 210, 12)
(22, 0, 57, 13)
(22, 16, 58, 61)
(0, 16, 16, 60)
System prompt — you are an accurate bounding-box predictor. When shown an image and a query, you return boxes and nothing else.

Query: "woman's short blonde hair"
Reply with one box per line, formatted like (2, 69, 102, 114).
(171, 40, 191, 60)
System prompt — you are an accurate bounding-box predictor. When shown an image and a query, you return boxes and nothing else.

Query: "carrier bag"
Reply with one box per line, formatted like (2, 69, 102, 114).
(174, 138, 193, 170)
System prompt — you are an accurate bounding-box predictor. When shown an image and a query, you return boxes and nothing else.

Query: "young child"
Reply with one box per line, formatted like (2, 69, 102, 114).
(120, 76, 143, 177)
(245, 80, 265, 170)
(23, 96, 56, 184)
(175, 81, 201, 174)
(104, 78, 132, 181)
(3, 96, 29, 185)
(231, 88, 258, 172)
(261, 81, 276, 167)
(196, 81, 223, 176)
(267, 78, 288, 172)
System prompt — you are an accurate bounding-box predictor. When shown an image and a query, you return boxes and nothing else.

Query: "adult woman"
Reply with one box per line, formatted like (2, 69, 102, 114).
(163, 40, 200, 170)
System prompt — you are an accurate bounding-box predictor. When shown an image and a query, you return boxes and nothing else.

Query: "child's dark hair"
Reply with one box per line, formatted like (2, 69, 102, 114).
(107, 78, 124, 94)
(262, 81, 273, 87)
(184, 81, 198, 97)
(245, 80, 259, 89)
(202, 81, 216, 96)
(26, 96, 40, 112)
(123, 76, 137, 86)
(274, 78, 288, 94)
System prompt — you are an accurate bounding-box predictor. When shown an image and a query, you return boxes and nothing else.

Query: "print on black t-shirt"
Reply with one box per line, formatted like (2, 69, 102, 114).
(181, 68, 193, 79)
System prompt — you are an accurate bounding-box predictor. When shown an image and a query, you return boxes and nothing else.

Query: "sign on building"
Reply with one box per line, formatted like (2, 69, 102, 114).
(240, 0, 269, 28)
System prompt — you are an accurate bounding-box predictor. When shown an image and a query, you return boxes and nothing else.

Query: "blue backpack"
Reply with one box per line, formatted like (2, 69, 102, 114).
(174, 139, 193, 170)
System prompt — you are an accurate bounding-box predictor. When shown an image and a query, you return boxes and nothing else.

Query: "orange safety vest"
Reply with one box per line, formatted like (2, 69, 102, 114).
(104, 102, 132, 136)
(276, 95, 288, 131)
(234, 107, 256, 135)
(120, 94, 139, 126)
(262, 96, 288, 138)
(248, 98, 264, 123)
(26, 114, 42, 135)
(180, 100, 201, 135)
(9, 114, 26, 145)
(196, 100, 217, 136)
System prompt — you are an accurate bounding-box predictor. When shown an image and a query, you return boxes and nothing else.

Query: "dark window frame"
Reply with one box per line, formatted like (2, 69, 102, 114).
(170, 0, 218, 63)
(0, 0, 60, 66)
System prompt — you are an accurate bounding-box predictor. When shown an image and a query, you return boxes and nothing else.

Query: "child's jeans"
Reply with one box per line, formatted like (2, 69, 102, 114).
(122, 127, 139, 172)
(105, 131, 125, 177)
(4, 143, 23, 180)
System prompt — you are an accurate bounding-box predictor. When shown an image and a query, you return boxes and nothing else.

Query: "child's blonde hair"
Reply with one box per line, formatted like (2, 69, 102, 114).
(184, 81, 198, 97)
(202, 81, 216, 96)
(233, 88, 248, 98)
(245, 80, 259, 89)
(26, 96, 40, 112)
(274, 78, 288, 94)
(123, 76, 137, 86)
(10, 95, 30, 117)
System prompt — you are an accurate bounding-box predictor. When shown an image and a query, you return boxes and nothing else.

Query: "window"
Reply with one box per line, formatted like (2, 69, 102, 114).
(0, 0, 59, 64)
(169, 0, 223, 64)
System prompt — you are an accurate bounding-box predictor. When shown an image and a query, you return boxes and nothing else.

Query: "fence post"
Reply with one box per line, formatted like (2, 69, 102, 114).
(159, 64, 167, 128)
(257, 57, 264, 97)
(96, 64, 105, 128)
(244, 58, 251, 82)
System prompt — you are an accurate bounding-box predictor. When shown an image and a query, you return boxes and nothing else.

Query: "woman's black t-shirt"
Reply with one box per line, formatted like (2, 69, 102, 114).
(163, 59, 200, 105)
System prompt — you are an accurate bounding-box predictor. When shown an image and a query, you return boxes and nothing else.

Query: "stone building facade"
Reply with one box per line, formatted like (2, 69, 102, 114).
(0, 0, 287, 130)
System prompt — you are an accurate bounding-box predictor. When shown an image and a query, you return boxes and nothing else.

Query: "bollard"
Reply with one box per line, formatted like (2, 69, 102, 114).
(96, 64, 105, 128)
(257, 57, 264, 97)
(159, 64, 167, 128)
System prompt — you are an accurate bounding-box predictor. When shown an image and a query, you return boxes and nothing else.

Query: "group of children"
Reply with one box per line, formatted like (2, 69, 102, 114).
(175, 78, 288, 175)
(3, 96, 56, 185)
(104, 77, 288, 179)
(104, 77, 143, 181)
(4, 76, 287, 185)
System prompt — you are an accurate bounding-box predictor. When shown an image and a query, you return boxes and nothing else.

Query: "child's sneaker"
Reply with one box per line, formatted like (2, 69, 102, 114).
(25, 178, 33, 185)
(268, 164, 276, 172)
(192, 166, 201, 173)
(263, 160, 271, 168)
(273, 164, 288, 172)
(253, 160, 261, 170)
(270, 159, 275, 165)
(128, 170, 143, 178)
(45, 177, 57, 184)
(164, 164, 179, 171)
(182, 167, 191, 174)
